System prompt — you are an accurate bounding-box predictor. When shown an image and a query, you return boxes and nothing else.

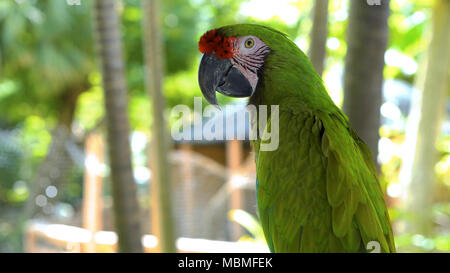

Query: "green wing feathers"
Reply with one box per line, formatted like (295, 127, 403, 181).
(256, 104, 396, 252)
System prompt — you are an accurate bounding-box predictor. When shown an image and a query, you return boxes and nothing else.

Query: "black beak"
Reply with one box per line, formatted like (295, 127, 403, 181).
(198, 53, 253, 105)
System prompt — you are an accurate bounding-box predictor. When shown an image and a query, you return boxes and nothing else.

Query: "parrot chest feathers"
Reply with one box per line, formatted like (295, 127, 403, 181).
(255, 100, 395, 252)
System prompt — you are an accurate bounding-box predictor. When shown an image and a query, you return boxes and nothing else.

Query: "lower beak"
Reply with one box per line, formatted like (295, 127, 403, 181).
(198, 53, 253, 105)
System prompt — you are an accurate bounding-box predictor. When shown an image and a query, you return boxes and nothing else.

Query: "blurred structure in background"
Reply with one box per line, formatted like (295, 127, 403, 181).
(82, 133, 103, 252)
(23, 109, 265, 252)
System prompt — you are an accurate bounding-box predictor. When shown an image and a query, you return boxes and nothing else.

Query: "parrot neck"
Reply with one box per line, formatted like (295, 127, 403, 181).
(249, 49, 336, 113)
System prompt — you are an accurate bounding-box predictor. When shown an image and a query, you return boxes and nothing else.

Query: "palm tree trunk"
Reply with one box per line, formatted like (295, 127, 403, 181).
(343, 0, 390, 166)
(142, 0, 176, 253)
(399, 0, 450, 236)
(93, 0, 143, 252)
(308, 0, 329, 76)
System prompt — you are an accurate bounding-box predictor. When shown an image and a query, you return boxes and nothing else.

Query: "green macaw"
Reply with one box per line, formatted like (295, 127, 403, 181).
(197, 24, 396, 253)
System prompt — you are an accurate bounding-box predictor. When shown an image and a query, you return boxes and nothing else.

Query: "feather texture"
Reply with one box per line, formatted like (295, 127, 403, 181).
(255, 104, 395, 252)
(217, 24, 396, 253)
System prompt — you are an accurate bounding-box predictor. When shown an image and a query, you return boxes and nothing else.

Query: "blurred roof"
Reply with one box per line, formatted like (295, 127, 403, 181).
(173, 103, 252, 145)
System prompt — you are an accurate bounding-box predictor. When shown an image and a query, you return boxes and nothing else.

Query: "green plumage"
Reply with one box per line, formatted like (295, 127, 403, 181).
(218, 24, 396, 253)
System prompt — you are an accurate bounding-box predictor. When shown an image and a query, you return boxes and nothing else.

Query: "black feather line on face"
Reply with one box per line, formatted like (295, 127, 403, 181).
(247, 48, 272, 107)
(233, 44, 270, 75)
(234, 58, 259, 74)
(248, 65, 266, 107)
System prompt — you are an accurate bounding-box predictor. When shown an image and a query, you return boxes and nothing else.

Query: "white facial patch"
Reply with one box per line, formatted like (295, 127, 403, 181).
(231, 36, 270, 93)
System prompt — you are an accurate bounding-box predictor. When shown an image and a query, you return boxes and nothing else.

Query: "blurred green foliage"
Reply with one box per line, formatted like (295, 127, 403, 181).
(0, 0, 95, 125)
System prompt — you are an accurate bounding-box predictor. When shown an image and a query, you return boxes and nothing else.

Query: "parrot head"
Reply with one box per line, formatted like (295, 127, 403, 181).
(198, 24, 308, 106)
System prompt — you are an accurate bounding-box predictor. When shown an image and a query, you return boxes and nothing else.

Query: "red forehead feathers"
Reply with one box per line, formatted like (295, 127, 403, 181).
(199, 29, 236, 59)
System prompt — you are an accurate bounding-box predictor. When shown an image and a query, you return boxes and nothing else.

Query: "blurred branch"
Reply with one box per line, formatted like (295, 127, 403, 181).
(76, 118, 106, 145)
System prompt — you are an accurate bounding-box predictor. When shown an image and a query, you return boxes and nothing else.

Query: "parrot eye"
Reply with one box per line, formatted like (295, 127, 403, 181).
(244, 38, 255, 48)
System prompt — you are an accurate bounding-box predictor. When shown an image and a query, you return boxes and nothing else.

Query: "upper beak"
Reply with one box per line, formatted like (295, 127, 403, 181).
(198, 53, 253, 106)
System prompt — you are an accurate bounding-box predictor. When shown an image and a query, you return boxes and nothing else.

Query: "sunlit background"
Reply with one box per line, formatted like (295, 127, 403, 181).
(0, 0, 448, 253)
